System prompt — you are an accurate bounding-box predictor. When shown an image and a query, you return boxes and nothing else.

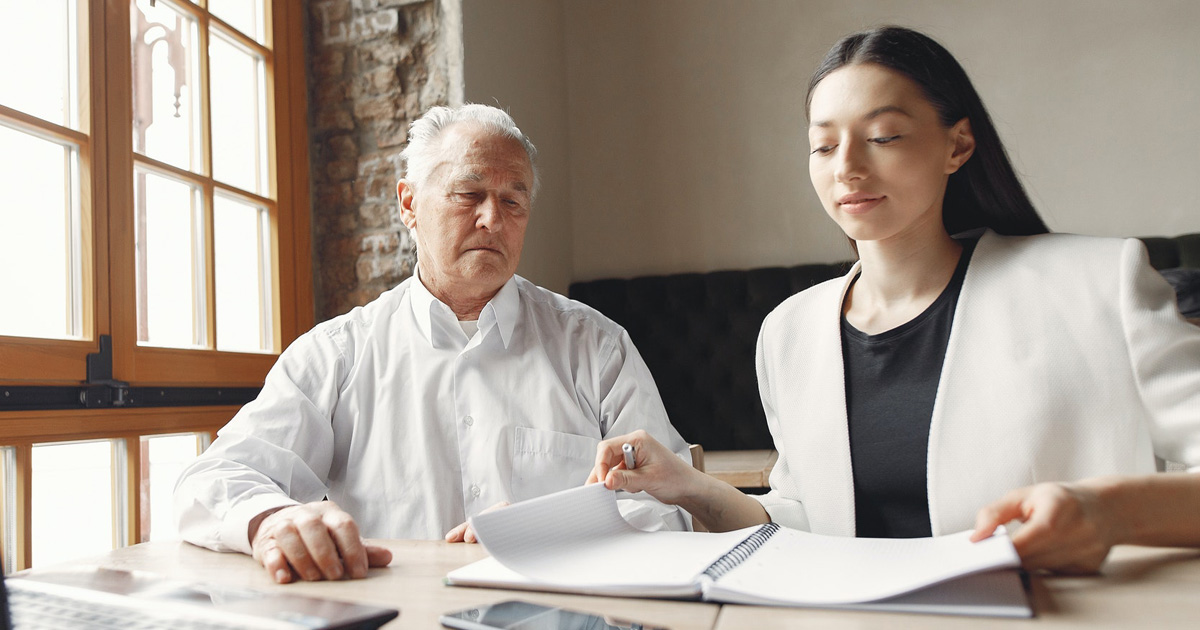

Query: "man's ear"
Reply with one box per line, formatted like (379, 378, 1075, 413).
(946, 118, 975, 174)
(397, 179, 417, 230)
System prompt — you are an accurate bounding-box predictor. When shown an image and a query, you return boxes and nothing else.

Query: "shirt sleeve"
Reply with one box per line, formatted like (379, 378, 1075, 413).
(1118, 239, 1200, 472)
(597, 329, 693, 531)
(173, 325, 347, 554)
(749, 316, 812, 530)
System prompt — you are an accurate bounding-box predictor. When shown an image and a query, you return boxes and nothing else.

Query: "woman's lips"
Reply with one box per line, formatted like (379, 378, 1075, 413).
(837, 194, 884, 214)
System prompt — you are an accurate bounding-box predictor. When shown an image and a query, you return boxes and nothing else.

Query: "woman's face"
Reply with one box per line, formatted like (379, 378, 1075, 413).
(807, 63, 973, 245)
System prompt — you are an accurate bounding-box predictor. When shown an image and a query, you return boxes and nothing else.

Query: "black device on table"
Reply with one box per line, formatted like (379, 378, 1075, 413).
(441, 599, 669, 630)
(0, 563, 398, 630)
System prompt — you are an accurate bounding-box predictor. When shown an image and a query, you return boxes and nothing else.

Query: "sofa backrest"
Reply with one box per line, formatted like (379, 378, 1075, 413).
(1139, 233, 1200, 269)
(568, 234, 1200, 451)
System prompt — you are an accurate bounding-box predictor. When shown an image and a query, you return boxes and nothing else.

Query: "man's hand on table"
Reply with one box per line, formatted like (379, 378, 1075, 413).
(249, 502, 393, 583)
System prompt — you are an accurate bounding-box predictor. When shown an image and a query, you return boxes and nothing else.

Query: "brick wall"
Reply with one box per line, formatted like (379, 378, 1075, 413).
(307, 0, 451, 321)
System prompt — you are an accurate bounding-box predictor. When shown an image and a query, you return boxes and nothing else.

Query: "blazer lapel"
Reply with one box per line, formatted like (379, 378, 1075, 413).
(793, 266, 858, 536)
(925, 231, 1037, 535)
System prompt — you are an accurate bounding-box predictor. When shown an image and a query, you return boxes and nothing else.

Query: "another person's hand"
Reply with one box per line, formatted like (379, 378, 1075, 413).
(971, 481, 1121, 574)
(444, 501, 510, 543)
(586, 429, 699, 505)
(249, 501, 393, 583)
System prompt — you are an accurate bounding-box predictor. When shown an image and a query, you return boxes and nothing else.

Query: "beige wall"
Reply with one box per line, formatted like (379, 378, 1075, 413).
(466, 0, 1200, 286)
(462, 0, 574, 293)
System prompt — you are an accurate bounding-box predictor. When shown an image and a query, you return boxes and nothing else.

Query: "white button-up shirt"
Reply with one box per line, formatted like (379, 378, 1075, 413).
(175, 274, 690, 553)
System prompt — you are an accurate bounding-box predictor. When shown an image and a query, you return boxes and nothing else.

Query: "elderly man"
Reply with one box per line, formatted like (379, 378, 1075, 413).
(174, 104, 691, 583)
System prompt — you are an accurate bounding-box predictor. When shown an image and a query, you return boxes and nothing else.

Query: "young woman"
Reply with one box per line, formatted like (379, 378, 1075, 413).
(589, 26, 1200, 574)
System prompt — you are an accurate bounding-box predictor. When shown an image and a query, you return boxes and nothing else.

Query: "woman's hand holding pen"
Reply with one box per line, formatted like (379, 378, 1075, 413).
(590, 430, 773, 532)
(586, 430, 701, 505)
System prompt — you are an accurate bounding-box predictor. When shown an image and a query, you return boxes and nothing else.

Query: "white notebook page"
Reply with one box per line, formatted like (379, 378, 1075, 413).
(470, 484, 1021, 605)
(469, 483, 752, 590)
(704, 526, 1020, 604)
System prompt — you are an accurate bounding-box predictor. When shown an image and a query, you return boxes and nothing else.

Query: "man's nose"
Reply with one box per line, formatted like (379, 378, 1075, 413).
(475, 195, 503, 231)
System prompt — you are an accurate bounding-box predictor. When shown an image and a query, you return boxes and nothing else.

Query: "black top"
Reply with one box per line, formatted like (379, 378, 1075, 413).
(841, 239, 977, 538)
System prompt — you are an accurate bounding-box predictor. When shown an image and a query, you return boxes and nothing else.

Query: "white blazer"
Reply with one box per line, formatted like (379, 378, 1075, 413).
(752, 231, 1200, 536)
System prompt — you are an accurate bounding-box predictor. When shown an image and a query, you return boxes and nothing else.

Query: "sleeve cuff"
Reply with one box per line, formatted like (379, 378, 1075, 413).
(220, 493, 301, 555)
(751, 491, 811, 531)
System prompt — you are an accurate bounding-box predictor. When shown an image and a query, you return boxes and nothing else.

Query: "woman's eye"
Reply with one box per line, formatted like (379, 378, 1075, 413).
(810, 145, 835, 156)
(870, 135, 901, 145)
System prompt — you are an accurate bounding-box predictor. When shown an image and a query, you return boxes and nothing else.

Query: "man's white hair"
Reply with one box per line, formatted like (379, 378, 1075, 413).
(400, 104, 540, 200)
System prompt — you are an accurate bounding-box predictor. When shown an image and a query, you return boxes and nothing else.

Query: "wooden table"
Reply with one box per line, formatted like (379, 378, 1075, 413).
(60, 540, 1200, 629)
(703, 449, 777, 488)
(79, 539, 719, 630)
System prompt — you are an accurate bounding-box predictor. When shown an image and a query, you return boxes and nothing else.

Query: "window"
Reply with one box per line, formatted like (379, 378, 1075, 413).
(0, 0, 91, 357)
(0, 0, 312, 573)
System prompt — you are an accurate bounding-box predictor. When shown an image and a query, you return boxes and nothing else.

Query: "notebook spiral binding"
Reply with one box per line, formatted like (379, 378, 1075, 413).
(701, 522, 781, 581)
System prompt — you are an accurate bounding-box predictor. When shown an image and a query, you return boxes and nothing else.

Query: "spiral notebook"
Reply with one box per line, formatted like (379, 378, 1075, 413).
(446, 484, 1032, 617)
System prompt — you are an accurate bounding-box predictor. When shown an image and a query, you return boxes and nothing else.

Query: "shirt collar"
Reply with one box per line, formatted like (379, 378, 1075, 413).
(409, 266, 519, 350)
(482, 274, 519, 349)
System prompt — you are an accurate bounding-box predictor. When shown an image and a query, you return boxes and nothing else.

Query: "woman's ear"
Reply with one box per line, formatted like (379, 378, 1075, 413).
(946, 118, 976, 174)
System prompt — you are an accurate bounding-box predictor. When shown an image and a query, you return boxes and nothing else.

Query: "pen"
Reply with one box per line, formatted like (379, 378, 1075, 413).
(622, 443, 636, 470)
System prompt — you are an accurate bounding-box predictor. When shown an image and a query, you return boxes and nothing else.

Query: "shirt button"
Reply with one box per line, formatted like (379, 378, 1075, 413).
(470, 484, 481, 497)
(464, 415, 474, 427)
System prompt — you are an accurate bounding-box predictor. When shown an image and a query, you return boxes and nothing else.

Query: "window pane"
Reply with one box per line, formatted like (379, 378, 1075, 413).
(0, 124, 82, 340)
(32, 441, 115, 568)
(210, 33, 268, 195)
(1, 446, 15, 575)
(0, 0, 78, 128)
(135, 168, 206, 348)
(131, 0, 202, 172)
(208, 0, 266, 45)
(141, 434, 201, 543)
(215, 195, 272, 352)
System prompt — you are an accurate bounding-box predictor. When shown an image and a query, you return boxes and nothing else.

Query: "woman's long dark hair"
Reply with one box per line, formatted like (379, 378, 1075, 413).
(808, 26, 1049, 236)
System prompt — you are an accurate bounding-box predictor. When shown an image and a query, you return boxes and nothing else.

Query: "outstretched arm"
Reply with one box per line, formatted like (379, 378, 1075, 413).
(972, 473, 1200, 574)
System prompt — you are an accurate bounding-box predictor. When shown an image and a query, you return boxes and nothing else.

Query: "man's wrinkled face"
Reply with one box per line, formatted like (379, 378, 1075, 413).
(398, 123, 534, 302)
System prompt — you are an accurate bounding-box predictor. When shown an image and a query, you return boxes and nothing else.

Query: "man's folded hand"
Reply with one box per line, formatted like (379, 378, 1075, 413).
(250, 501, 392, 583)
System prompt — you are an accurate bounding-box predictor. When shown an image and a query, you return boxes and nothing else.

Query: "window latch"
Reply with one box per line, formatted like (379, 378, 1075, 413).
(83, 334, 130, 407)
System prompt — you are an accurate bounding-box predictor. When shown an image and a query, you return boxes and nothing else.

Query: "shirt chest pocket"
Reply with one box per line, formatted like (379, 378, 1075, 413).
(511, 426, 599, 503)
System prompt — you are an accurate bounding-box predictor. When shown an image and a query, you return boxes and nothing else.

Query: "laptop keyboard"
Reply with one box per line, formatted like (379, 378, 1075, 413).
(7, 580, 292, 630)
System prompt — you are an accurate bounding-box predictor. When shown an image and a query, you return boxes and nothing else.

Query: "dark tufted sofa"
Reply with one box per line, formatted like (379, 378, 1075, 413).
(569, 233, 1200, 453)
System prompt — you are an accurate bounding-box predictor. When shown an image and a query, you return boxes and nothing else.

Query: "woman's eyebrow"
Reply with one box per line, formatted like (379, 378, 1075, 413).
(864, 105, 911, 120)
(810, 105, 912, 128)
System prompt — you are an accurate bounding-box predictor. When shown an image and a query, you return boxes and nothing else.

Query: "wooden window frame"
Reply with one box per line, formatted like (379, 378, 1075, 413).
(0, 0, 106, 385)
(0, 406, 231, 572)
(0, 0, 313, 572)
(109, 0, 311, 384)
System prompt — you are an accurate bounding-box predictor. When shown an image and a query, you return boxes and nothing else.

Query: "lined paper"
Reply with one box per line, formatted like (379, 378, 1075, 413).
(457, 483, 1026, 615)
(468, 484, 753, 591)
(704, 526, 1020, 604)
